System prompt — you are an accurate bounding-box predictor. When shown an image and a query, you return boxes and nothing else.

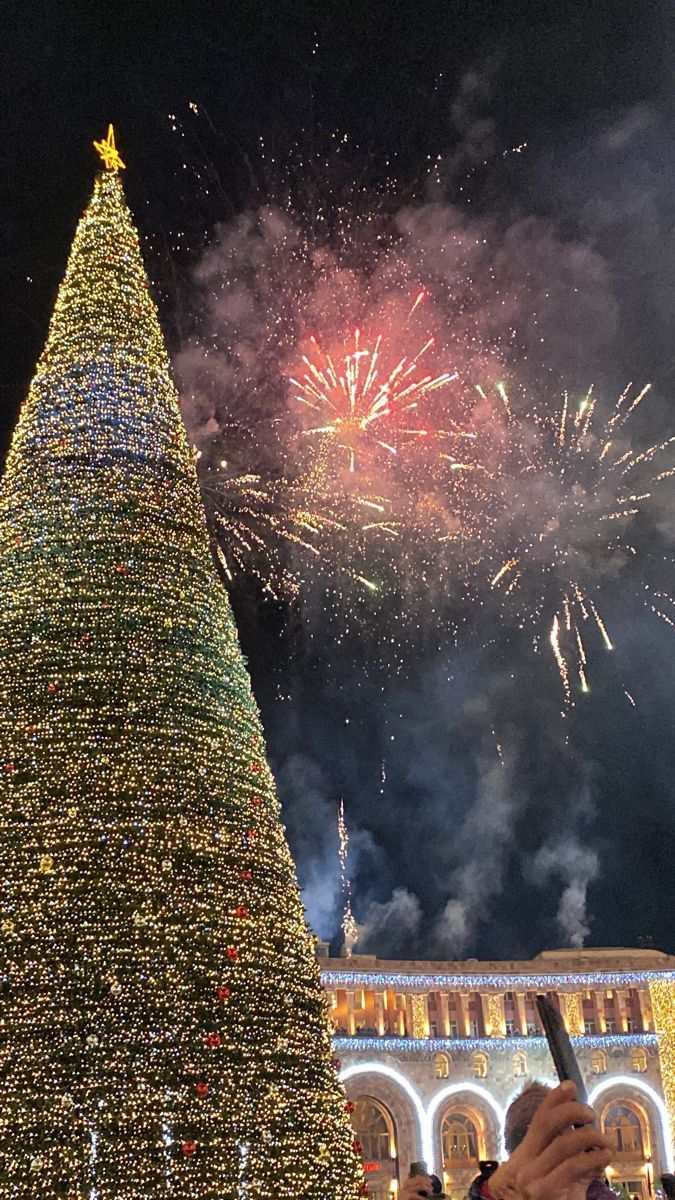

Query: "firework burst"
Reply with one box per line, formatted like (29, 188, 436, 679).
(289, 297, 460, 473)
(469, 381, 675, 704)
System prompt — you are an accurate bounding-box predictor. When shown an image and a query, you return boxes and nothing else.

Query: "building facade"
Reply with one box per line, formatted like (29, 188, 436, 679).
(318, 947, 675, 1200)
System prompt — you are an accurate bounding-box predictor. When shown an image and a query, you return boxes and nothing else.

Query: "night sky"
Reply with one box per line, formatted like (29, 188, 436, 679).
(3, 0, 675, 960)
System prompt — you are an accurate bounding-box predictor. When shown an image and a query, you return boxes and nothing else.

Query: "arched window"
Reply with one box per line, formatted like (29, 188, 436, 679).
(434, 1052, 451, 1079)
(630, 1046, 648, 1073)
(472, 1051, 489, 1079)
(603, 1105, 644, 1155)
(512, 1051, 527, 1078)
(351, 1098, 396, 1163)
(591, 1049, 607, 1075)
(441, 1111, 480, 1164)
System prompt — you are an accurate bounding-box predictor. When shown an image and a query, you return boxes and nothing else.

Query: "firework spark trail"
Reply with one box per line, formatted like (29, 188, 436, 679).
(204, 471, 384, 599)
(338, 799, 358, 957)
(549, 614, 571, 705)
(645, 583, 675, 628)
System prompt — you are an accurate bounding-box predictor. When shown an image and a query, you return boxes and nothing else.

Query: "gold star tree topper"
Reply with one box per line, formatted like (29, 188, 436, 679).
(93, 124, 125, 172)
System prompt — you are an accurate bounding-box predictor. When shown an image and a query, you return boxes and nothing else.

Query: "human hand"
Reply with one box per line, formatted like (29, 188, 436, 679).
(400, 1173, 436, 1200)
(488, 1082, 612, 1200)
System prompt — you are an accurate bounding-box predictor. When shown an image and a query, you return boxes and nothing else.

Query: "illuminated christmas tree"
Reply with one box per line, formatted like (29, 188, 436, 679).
(0, 128, 361, 1200)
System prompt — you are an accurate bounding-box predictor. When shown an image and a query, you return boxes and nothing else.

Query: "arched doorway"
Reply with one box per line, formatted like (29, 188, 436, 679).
(601, 1099, 650, 1198)
(350, 1095, 399, 1200)
(427, 1083, 503, 1194)
(586, 1075, 667, 1176)
(438, 1103, 487, 1200)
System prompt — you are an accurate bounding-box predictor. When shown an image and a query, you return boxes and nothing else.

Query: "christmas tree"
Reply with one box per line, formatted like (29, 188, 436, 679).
(0, 128, 361, 1200)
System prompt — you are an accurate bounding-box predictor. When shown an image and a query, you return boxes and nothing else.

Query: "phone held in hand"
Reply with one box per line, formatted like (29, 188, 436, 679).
(410, 1161, 444, 1195)
(536, 993, 588, 1104)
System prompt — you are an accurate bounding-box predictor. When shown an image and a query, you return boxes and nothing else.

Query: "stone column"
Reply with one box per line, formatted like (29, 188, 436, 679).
(593, 991, 607, 1034)
(514, 993, 528, 1035)
(615, 988, 629, 1032)
(439, 992, 451, 1037)
(375, 991, 385, 1036)
(638, 987, 654, 1032)
(457, 993, 471, 1037)
(346, 990, 356, 1035)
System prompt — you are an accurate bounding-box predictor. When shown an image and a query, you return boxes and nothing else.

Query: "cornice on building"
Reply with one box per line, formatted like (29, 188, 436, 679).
(320, 947, 675, 990)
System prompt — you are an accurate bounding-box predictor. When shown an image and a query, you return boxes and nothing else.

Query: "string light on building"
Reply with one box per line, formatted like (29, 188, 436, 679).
(332, 1034, 660, 1053)
(564, 993, 585, 1038)
(649, 979, 675, 1149)
(322, 969, 675, 991)
(411, 996, 429, 1040)
(487, 994, 506, 1038)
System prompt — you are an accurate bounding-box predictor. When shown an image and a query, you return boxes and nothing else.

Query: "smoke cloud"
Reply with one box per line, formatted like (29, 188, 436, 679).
(357, 888, 422, 958)
(531, 838, 600, 948)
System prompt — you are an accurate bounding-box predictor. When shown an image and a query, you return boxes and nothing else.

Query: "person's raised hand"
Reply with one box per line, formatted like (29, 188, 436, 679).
(400, 1173, 435, 1200)
(489, 1082, 612, 1200)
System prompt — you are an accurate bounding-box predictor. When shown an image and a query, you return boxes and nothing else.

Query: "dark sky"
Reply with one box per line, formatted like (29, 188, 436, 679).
(2, 0, 675, 960)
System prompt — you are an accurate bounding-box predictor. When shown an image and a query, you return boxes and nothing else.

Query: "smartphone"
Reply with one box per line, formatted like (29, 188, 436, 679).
(410, 1163, 444, 1195)
(536, 994, 588, 1104)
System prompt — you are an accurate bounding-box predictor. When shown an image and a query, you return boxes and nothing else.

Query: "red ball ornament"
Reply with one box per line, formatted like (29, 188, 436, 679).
(345, 1101, 355, 1114)
(27, 725, 37, 735)
(181, 1141, 197, 1157)
(353, 1140, 363, 1155)
(217, 986, 230, 1001)
(115, 564, 127, 574)
(205, 1033, 221, 1049)
(330, 1057, 342, 1070)
(252, 796, 262, 806)
(5, 763, 14, 774)
(195, 1083, 209, 1098)
(48, 683, 58, 693)
(251, 762, 261, 774)
(239, 870, 252, 882)
(235, 906, 249, 919)
(247, 828, 257, 840)
(226, 946, 238, 963)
